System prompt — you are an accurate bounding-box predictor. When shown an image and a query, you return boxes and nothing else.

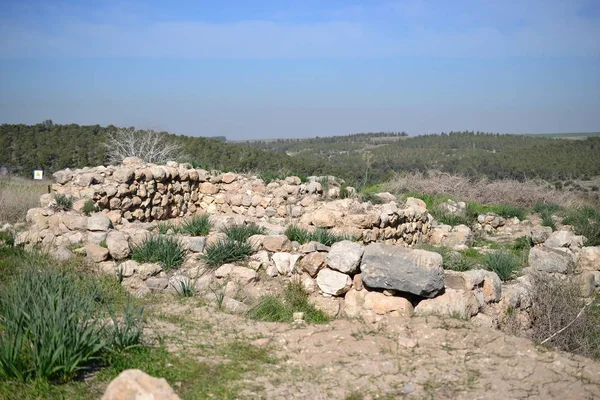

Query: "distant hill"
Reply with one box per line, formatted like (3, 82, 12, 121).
(1, 124, 599, 187)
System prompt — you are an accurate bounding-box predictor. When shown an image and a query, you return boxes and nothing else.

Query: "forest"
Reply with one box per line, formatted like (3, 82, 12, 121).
(1, 123, 599, 188)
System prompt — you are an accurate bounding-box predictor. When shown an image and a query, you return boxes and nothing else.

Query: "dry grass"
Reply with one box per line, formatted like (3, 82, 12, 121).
(527, 271, 600, 359)
(384, 170, 587, 208)
(0, 176, 49, 224)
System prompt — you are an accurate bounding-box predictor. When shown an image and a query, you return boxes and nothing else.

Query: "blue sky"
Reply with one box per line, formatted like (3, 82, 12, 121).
(0, 0, 599, 139)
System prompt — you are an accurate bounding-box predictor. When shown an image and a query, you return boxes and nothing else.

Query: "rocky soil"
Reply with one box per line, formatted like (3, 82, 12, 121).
(142, 299, 600, 400)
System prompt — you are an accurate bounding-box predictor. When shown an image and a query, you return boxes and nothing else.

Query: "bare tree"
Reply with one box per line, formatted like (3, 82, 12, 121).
(104, 127, 181, 163)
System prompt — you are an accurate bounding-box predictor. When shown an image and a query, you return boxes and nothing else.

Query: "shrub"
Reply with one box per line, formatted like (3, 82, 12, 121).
(247, 281, 329, 324)
(483, 251, 521, 281)
(179, 215, 211, 236)
(81, 200, 98, 216)
(201, 238, 253, 268)
(222, 223, 266, 242)
(0, 267, 108, 382)
(131, 235, 186, 271)
(54, 193, 73, 210)
(528, 272, 600, 358)
(563, 206, 600, 246)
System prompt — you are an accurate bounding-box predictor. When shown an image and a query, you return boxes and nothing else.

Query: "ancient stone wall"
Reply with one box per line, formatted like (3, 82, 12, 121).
(43, 158, 431, 245)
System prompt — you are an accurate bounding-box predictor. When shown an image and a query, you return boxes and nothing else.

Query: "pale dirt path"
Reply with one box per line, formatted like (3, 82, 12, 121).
(147, 302, 600, 400)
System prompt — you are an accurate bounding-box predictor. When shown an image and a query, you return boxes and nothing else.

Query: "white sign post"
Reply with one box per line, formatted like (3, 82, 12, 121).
(33, 170, 43, 180)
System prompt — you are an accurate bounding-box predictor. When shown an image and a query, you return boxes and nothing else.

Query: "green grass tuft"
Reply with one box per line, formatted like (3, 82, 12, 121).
(222, 223, 266, 242)
(81, 199, 98, 216)
(54, 193, 73, 210)
(563, 206, 600, 246)
(483, 251, 521, 281)
(284, 224, 354, 246)
(179, 214, 211, 236)
(201, 238, 253, 269)
(131, 235, 186, 271)
(284, 224, 312, 244)
(247, 281, 329, 324)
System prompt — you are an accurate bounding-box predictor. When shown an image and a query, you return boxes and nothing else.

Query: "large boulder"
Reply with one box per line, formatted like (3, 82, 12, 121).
(326, 240, 364, 274)
(360, 243, 444, 298)
(101, 369, 180, 400)
(316, 268, 352, 296)
(528, 246, 573, 274)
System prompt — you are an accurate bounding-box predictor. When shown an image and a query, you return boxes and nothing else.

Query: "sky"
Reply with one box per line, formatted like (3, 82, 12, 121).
(0, 0, 599, 139)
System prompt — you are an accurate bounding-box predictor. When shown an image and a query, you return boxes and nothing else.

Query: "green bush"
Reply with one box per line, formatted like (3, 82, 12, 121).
(81, 200, 98, 216)
(483, 251, 521, 281)
(179, 214, 211, 236)
(247, 281, 329, 324)
(563, 206, 600, 246)
(54, 193, 73, 210)
(201, 238, 253, 268)
(131, 235, 186, 271)
(222, 223, 266, 242)
(0, 266, 127, 382)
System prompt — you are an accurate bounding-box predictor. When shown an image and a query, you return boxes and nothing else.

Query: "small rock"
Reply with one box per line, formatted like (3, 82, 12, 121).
(299, 252, 327, 277)
(316, 268, 352, 296)
(326, 240, 364, 274)
(262, 235, 293, 252)
(86, 242, 109, 263)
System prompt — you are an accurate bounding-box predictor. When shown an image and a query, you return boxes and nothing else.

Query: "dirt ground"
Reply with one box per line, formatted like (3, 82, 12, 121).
(148, 301, 600, 400)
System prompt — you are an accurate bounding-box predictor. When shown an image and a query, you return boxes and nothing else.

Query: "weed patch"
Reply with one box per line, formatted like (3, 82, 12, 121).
(563, 206, 600, 246)
(222, 223, 266, 242)
(284, 224, 354, 246)
(248, 281, 329, 324)
(179, 214, 211, 236)
(131, 235, 186, 271)
(483, 251, 521, 281)
(201, 238, 253, 268)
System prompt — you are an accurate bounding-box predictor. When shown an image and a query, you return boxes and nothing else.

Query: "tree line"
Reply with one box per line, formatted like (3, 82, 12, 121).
(1, 123, 599, 188)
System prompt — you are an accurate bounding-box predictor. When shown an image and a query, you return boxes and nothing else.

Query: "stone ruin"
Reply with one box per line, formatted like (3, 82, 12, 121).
(10, 158, 600, 331)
